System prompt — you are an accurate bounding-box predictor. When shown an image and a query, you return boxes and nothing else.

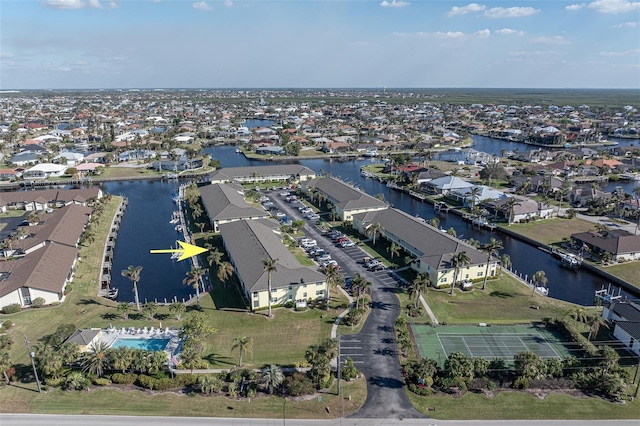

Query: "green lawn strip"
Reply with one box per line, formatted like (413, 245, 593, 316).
(0, 210, 28, 218)
(501, 218, 594, 246)
(0, 377, 367, 418)
(597, 263, 640, 289)
(294, 250, 316, 267)
(424, 274, 577, 325)
(406, 390, 640, 420)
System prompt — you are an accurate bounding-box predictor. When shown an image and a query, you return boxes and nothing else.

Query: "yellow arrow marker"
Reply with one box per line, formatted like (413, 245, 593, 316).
(150, 241, 208, 262)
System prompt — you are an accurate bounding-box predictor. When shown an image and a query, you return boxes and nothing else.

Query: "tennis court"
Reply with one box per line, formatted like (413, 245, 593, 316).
(411, 324, 571, 366)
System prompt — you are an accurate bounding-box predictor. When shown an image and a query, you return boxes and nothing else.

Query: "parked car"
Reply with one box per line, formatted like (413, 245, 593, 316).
(340, 240, 355, 248)
(369, 263, 386, 271)
(365, 259, 382, 269)
(300, 238, 316, 245)
(300, 208, 313, 214)
(280, 192, 291, 197)
(320, 260, 339, 269)
(306, 214, 320, 220)
(316, 254, 332, 262)
(275, 212, 286, 218)
(336, 237, 349, 243)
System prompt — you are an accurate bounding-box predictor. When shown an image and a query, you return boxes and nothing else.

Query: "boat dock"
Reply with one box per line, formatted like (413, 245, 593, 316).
(98, 196, 128, 300)
(434, 201, 450, 213)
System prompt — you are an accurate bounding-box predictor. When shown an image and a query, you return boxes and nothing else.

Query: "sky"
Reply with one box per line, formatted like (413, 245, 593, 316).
(0, 0, 639, 89)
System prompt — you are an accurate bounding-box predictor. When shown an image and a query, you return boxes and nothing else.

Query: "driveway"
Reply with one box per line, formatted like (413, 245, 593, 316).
(0, 212, 27, 241)
(266, 190, 425, 420)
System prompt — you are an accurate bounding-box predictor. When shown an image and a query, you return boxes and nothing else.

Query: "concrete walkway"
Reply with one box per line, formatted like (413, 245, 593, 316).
(389, 269, 439, 325)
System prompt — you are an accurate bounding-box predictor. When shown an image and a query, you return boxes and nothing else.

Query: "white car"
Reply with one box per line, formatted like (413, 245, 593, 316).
(280, 192, 291, 197)
(365, 259, 382, 269)
(316, 254, 332, 262)
(340, 240, 355, 248)
(275, 212, 286, 218)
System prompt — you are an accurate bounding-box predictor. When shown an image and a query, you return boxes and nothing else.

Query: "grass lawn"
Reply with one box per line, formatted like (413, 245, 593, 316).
(406, 390, 640, 420)
(99, 166, 161, 179)
(597, 262, 640, 289)
(0, 376, 367, 419)
(423, 274, 583, 325)
(503, 218, 594, 246)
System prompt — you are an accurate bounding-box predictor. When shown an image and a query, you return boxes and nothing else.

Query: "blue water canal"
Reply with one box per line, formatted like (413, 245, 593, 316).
(106, 134, 640, 306)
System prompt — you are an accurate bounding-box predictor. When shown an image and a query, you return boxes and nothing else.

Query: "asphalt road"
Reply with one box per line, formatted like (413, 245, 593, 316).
(2, 414, 638, 426)
(266, 191, 424, 420)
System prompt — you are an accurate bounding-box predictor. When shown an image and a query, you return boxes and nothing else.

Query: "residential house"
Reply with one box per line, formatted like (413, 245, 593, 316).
(571, 229, 640, 262)
(351, 208, 497, 288)
(23, 163, 67, 180)
(301, 176, 387, 221)
(450, 185, 508, 207)
(199, 183, 269, 233)
(219, 219, 327, 310)
(424, 176, 474, 195)
(483, 196, 555, 223)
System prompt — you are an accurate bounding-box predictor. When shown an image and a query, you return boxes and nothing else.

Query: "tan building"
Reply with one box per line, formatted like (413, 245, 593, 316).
(208, 164, 316, 185)
(199, 182, 268, 233)
(219, 219, 327, 310)
(301, 176, 387, 221)
(352, 208, 497, 288)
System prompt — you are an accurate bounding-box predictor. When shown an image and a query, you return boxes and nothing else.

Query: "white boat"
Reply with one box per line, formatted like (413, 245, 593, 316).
(363, 149, 378, 157)
(619, 173, 640, 181)
(535, 286, 549, 296)
(107, 288, 119, 300)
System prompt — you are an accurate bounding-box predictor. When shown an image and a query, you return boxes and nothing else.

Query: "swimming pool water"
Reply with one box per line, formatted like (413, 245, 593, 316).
(111, 338, 170, 351)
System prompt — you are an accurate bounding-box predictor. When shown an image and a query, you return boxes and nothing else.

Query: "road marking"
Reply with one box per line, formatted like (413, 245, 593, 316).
(341, 346, 362, 350)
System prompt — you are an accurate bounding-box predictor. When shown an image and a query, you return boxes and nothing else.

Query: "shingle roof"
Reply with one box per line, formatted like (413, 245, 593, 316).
(571, 230, 640, 256)
(611, 301, 640, 322)
(208, 165, 316, 183)
(66, 329, 101, 346)
(219, 219, 325, 293)
(352, 207, 487, 270)
(303, 177, 386, 211)
(0, 188, 101, 208)
(615, 321, 640, 340)
(0, 242, 78, 297)
(199, 183, 266, 221)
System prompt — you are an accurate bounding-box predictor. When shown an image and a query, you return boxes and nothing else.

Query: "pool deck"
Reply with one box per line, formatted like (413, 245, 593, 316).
(98, 327, 182, 366)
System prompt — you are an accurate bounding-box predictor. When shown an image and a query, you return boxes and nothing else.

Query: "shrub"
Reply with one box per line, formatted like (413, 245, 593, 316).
(284, 300, 295, 309)
(285, 372, 315, 397)
(2, 304, 21, 314)
(111, 373, 139, 385)
(93, 378, 112, 386)
(136, 375, 156, 390)
(512, 377, 529, 389)
(174, 373, 197, 387)
(2, 320, 13, 330)
(408, 382, 432, 396)
(32, 297, 46, 307)
(487, 380, 496, 391)
(45, 377, 66, 388)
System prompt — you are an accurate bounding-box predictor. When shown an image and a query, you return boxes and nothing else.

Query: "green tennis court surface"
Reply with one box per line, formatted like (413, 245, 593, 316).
(411, 324, 572, 366)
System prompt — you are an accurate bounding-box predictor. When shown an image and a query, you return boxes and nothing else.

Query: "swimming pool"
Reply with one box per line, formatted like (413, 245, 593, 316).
(110, 337, 170, 351)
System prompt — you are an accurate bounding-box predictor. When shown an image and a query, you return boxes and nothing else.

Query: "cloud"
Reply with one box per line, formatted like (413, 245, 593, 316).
(41, 0, 86, 9)
(0, 52, 14, 59)
(610, 20, 639, 27)
(588, 0, 640, 14)
(484, 7, 540, 18)
(598, 48, 640, 56)
(531, 35, 572, 44)
(223, 0, 233, 6)
(474, 29, 491, 38)
(192, 1, 212, 11)
(566, 3, 586, 10)
(448, 3, 485, 16)
(380, 1, 410, 7)
(394, 30, 493, 40)
(495, 28, 524, 35)
(40, 0, 117, 9)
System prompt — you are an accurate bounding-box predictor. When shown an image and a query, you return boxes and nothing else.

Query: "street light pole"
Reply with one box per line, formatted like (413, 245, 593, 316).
(23, 336, 42, 393)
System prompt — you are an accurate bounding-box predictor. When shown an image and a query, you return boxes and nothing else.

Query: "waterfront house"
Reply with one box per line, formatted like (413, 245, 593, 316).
(483, 196, 555, 223)
(23, 163, 67, 180)
(301, 176, 387, 221)
(571, 229, 640, 262)
(10, 152, 42, 167)
(53, 151, 85, 166)
(352, 208, 496, 288)
(207, 165, 316, 185)
(199, 183, 269, 233)
(416, 168, 447, 185)
(0, 187, 102, 212)
(423, 176, 474, 195)
(219, 219, 327, 310)
(449, 185, 508, 207)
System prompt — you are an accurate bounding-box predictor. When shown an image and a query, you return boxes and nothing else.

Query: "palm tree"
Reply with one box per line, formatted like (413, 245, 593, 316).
(321, 263, 343, 291)
(500, 253, 511, 273)
(262, 364, 284, 394)
(121, 265, 142, 311)
(450, 251, 471, 295)
(365, 222, 383, 245)
(108, 347, 133, 373)
(429, 217, 440, 229)
(142, 302, 158, 320)
(504, 197, 519, 225)
(183, 267, 206, 307)
(216, 261, 234, 288)
(387, 242, 400, 259)
(117, 302, 131, 319)
(570, 306, 589, 327)
(179, 347, 201, 374)
(468, 186, 482, 211)
(408, 273, 430, 309)
(480, 238, 503, 290)
(262, 258, 278, 318)
(587, 315, 609, 341)
(231, 336, 253, 367)
(81, 341, 111, 378)
(532, 270, 548, 296)
(207, 248, 223, 268)
(350, 273, 366, 309)
(169, 302, 186, 320)
(358, 279, 372, 309)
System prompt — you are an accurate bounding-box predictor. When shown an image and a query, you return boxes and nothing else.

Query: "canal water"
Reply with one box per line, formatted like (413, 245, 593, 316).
(105, 135, 640, 306)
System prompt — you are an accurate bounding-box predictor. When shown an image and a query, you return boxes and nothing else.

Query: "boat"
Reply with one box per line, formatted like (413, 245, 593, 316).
(171, 191, 180, 203)
(535, 286, 549, 296)
(107, 288, 118, 300)
(619, 173, 640, 181)
(163, 173, 178, 180)
(175, 225, 182, 232)
(236, 148, 242, 153)
(559, 252, 582, 269)
(363, 149, 378, 157)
